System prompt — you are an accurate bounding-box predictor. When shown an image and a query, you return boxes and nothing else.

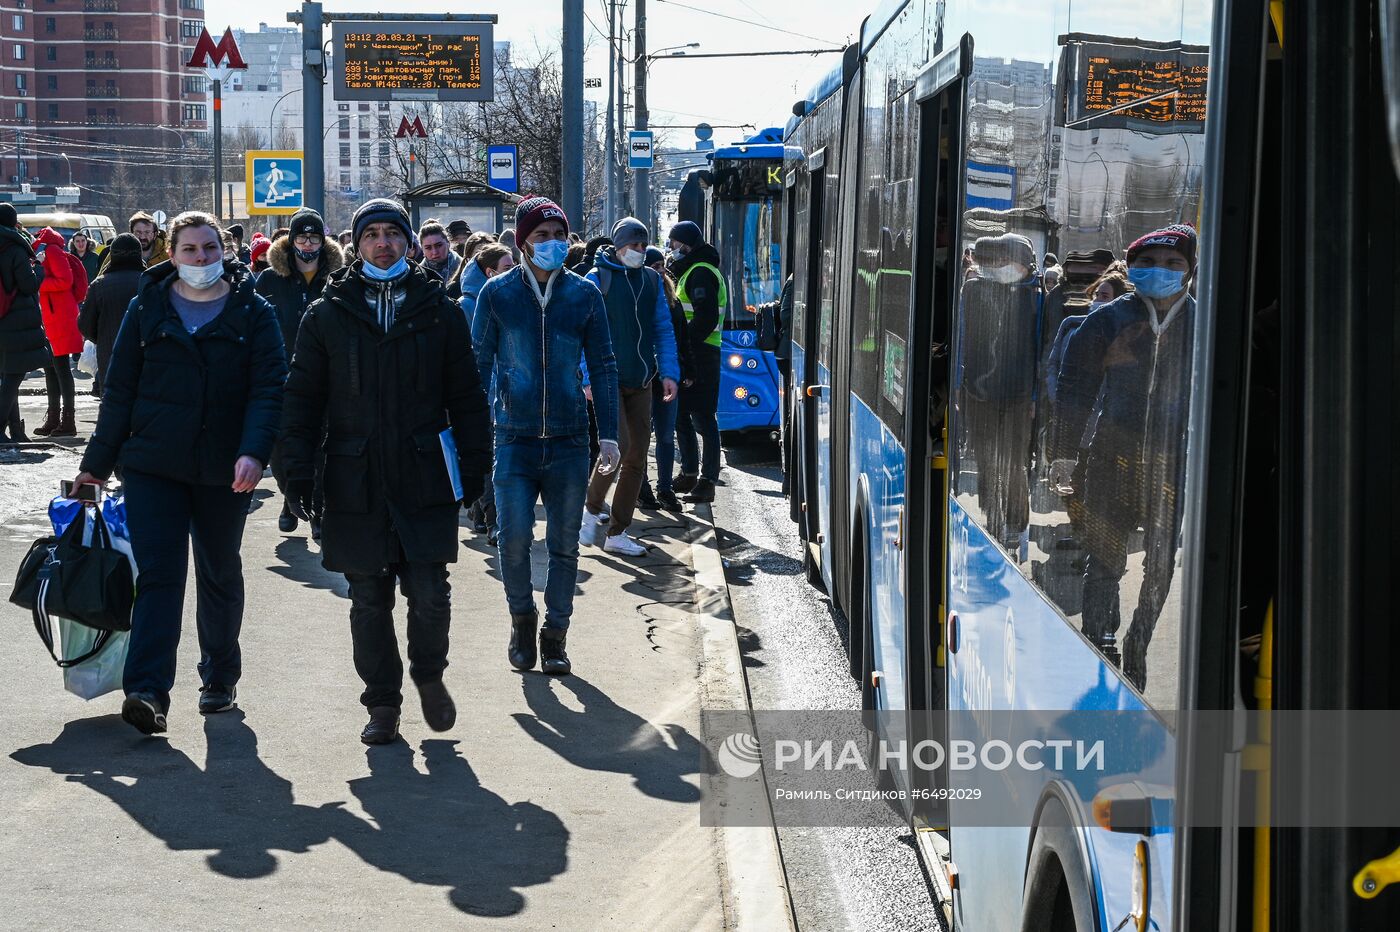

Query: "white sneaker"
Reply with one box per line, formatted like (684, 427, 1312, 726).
(603, 532, 648, 557)
(579, 508, 602, 547)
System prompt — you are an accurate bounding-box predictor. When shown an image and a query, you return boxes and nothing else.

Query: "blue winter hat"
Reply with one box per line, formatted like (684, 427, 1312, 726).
(352, 198, 412, 248)
(668, 221, 703, 248)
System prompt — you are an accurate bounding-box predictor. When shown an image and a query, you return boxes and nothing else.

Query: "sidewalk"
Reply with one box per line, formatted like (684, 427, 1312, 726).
(0, 392, 791, 930)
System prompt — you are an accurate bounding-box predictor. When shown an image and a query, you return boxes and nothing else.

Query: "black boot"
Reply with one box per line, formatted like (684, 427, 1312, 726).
(672, 473, 699, 494)
(509, 609, 539, 671)
(49, 406, 77, 438)
(0, 419, 27, 444)
(636, 480, 659, 510)
(416, 679, 457, 732)
(685, 477, 717, 503)
(360, 706, 401, 745)
(310, 516, 322, 543)
(657, 489, 682, 511)
(31, 407, 59, 437)
(278, 500, 299, 532)
(540, 628, 571, 676)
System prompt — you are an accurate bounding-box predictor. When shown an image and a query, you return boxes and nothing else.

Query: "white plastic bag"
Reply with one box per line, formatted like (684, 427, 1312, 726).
(77, 340, 98, 376)
(48, 495, 136, 700)
(60, 621, 128, 701)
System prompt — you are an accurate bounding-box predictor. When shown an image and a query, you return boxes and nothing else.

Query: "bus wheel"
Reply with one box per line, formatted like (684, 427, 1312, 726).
(1020, 797, 1097, 932)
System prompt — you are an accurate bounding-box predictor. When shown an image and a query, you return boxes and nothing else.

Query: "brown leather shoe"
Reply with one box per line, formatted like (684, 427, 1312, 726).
(417, 679, 457, 732)
(360, 706, 400, 745)
(49, 407, 77, 438)
(31, 408, 59, 437)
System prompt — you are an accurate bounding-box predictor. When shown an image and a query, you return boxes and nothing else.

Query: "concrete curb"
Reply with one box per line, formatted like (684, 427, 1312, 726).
(689, 502, 798, 932)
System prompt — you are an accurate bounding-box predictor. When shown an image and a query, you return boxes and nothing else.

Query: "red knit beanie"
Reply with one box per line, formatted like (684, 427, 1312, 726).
(514, 195, 569, 244)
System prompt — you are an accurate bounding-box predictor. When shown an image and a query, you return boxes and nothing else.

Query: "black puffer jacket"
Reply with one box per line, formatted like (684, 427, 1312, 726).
(78, 259, 143, 386)
(280, 261, 492, 575)
(80, 262, 287, 484)
(0, 225, 50, 375)
(254, 235, 345, 355)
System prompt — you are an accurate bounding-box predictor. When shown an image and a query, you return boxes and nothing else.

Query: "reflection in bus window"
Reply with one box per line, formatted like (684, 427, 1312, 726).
(1047, 225, 1197, 690)
(955, 233, 1042, 553)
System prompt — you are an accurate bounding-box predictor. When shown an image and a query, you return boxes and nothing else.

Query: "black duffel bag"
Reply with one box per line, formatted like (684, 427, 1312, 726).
(12, 506, 134, 665)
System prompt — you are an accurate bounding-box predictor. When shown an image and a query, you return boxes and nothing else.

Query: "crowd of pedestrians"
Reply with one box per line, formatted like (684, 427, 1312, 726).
(0, 192, 731, 742)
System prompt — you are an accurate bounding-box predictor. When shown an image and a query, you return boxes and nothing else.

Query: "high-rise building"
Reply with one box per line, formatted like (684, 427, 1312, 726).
(0, 0, 208, 189)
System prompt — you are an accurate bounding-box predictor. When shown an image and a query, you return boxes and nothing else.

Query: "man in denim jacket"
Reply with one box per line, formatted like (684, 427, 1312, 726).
(472, 196, 620, 675)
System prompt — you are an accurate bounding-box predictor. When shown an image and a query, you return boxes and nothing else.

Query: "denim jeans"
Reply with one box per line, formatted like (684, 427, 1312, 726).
(121, 468, 252, 709)
(344, 561, 451, 709)
(494, 433, 590, 630)
(651, 381, 679, 493)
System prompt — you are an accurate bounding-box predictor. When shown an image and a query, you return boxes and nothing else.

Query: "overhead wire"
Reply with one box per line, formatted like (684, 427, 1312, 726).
(652, 0, 843, 46)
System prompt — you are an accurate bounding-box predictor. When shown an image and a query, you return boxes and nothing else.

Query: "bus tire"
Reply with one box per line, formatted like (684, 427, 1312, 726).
(1020, 795, 1098, 932)
(847, 518, 868, 682)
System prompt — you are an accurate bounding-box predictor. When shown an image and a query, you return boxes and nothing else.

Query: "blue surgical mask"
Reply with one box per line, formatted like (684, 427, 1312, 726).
(362, 254, 409, 281)
(1128, 266, 1187, 300)
(529, 239, 570, 272)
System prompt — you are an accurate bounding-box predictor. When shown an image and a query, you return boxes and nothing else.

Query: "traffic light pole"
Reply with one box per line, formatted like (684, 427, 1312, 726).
(634, 0, 651, 232)
(561, 0, 584, 224)
(300, 2, 325, 216)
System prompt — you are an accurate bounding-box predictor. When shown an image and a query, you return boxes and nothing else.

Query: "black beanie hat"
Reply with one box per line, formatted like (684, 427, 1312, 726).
(289, 207, 325, 240)
(352, 198, 412, 247)
(107, 233, 144, 269)
(227, 223, 245, 240)
(668, 221, 703, 249)
(0, 202, 16, 228)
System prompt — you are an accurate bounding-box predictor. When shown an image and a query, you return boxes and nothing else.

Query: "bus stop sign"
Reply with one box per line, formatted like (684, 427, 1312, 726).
(487, 145, 519, 193)
(629, 131, 654, 169)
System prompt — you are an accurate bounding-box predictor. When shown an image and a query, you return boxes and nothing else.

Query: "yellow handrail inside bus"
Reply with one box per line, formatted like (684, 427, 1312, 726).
(1269, 1, 1284, 45)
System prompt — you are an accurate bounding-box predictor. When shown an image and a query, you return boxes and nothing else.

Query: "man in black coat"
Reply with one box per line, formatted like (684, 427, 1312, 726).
(78, 232, 143, 396)
(280, 198, 492, 746)
(256, 206, 344, 539)
(667, 221, 726, 502)
(0, 202, 49, 443)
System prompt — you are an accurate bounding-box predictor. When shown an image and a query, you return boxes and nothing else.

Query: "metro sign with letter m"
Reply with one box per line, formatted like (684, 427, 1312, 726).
(186, 27, 248, 81)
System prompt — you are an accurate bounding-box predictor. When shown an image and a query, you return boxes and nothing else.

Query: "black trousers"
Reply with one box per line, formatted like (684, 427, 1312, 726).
(344, 562, 451, 710)
(122, 469, 252, 709)
(43, 356, 74, 412)
(0, 371, 23, 438)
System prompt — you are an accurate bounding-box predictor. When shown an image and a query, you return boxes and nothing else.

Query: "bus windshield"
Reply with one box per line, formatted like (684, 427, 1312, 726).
(712, 194, 782, 331)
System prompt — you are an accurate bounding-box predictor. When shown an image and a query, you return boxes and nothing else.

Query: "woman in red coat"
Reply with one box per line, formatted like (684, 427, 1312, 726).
(34, 226, 87, 437)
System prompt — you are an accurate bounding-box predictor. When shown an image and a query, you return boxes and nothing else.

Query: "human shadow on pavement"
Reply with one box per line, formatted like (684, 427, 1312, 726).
(10, 712, 357, 879)
(339, 739, 569, 917)
(513, 674, 706, 803)
(268, 537, 349, 598)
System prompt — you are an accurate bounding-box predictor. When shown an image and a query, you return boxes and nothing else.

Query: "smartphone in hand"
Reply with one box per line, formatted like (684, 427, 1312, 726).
(60, 480, 101, 503)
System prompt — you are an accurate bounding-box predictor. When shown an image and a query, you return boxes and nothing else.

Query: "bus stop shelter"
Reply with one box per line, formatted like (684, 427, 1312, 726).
(402, 179, 518, 236)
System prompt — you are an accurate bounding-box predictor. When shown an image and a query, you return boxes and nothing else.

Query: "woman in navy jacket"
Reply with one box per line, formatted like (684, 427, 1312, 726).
(72, 211, 287, 736)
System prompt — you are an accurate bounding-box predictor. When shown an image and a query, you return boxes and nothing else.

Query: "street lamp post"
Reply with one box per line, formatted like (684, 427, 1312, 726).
(59, 152, 72, 187)
(270, 88, 302, 149)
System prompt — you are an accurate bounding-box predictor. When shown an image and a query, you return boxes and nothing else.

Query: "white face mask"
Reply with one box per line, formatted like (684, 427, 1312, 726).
(984, 264, 1027, 284)
(177, 261, 224, 290)
(619, 247, 646, 269)
(1089, 300, 1108, 312)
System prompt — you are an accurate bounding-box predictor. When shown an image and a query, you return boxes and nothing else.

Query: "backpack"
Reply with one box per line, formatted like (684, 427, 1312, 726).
(594, 265, 662, 299)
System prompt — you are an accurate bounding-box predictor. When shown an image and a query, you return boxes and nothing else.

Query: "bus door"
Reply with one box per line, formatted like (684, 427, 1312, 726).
(902, 40, 969, 832)
(800, 154, 831, 585)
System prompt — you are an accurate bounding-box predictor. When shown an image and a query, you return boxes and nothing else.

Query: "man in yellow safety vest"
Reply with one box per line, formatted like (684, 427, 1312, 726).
(666, 221, 727, 502)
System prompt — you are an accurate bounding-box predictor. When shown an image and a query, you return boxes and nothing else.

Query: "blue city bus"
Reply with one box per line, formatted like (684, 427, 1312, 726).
(782, 0, 1400, 929)
(702, 129, 786, 434)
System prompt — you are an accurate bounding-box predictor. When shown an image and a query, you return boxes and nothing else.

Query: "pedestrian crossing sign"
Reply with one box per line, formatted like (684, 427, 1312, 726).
(245, 150, 305, 215)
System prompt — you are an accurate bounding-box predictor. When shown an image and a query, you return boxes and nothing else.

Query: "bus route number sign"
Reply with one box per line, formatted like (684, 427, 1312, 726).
(333, 22, 495, 102)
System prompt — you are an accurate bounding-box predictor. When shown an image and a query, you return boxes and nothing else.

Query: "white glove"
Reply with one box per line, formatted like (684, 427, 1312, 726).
(597, 439, 620, 475)
(1048, 458, 1077, 493)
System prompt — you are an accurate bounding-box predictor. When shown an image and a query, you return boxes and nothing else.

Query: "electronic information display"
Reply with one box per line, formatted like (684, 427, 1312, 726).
(1057, 35, 1207, 134)
(333, 22, 494, 102)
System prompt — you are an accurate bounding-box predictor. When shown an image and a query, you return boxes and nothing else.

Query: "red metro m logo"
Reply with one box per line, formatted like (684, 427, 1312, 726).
(186, 27, 248, 70)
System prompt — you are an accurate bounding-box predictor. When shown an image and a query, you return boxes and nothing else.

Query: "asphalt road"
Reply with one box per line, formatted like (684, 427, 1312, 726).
(712, 434, 945, 932)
